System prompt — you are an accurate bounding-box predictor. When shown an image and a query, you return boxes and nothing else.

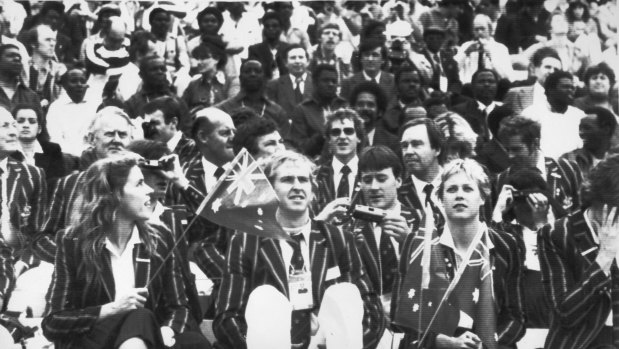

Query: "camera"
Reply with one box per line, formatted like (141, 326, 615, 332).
(140, 157, 174, 171)
(352, 205, 387, 223)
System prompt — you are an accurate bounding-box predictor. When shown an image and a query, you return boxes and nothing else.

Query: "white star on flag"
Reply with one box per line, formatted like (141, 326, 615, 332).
(473, 288, 479, 304)
(212, 198, 222, 213)
(412, 304, 419, 312)
(408, 288, 416, 299)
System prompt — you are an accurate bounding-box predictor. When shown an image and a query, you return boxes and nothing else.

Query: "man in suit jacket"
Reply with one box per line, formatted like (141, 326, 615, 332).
(265, 44, 313, 116)
(538, 155, 619, 349)
(502, 47, 562, 115)
(410, 26, 460, 94)
(247, 11, 290, 80)
(340, 38, 395, 101)
(382, 65, 426, 134)
(142, 96, 199, 166)
(214, 151, 384, 349)
(350, 81, 400, 154)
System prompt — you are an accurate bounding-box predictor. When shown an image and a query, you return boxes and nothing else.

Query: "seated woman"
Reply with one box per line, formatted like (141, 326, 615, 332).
(392, 159, 525, 349)
(42, 155, 209, 349)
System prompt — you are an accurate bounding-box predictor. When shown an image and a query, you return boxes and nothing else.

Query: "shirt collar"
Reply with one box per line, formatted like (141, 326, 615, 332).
(201, 156, 220, 178)
(363, 70, 381, 83)
(284, 219, 313, 244)
(148, 201, 166, 224)
(332, 155, 358, 175)
(104, 225, 142, 257)
(167, 131, 183, 152)
(0, 157, 8, 173)
(290, 73, 307, 86)
(439, 222, 494, 253)
(411, 171, 442, 198)
(536, 154, 547, 178)
(584, 209, 600, 244)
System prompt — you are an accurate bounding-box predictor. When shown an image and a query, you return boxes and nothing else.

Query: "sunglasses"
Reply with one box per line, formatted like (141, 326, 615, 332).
(330, 127, 355, 137)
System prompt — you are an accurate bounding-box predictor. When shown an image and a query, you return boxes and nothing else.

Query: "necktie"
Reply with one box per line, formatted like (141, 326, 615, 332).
(477, 42, 485, 70)
(214, 167, 225, 180)
(294, 77, 303, 104)
(337, 165, 351, 198)
(423, 184, 444, 230)
(289, 233, 311, 347)
(378, 227, 398, 295)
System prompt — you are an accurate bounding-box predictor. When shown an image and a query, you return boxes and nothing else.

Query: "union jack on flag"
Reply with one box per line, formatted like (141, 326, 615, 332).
(196, 149, 289, 240)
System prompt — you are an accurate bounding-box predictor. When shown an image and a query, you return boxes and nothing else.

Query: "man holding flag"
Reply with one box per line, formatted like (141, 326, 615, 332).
(213, 150, 384, 349)
(392, 159, 525, 349)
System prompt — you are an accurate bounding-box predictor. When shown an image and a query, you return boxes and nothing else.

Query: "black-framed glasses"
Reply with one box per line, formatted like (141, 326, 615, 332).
(330, 127, 355, 137)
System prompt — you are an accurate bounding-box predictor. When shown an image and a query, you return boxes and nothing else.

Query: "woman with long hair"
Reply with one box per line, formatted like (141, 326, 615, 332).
(42, 155, 193, 349)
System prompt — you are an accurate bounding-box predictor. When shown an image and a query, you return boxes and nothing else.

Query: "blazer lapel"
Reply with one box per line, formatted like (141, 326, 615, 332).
(260, 238, 289, 297)
(99, 249, 116, 301)
(355, 221, 382, 292)
(570, 212, 599, 265)
(184, 158, 207, 195)
(309, 224, 328, 304)
(6, 160, 22, 207)
(133, 243, 151, 288)
(398, 177, 423, 211)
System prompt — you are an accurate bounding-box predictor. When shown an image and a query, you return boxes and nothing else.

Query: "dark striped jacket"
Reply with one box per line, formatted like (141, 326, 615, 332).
(538, 211, 617, 349)
(42, 224, 190, 348)
(166, 156, 228, 282)
(3, 158, 48, 266)
(0, 237, 14, 301)
(213, 221, 384, 349)
(314, 160, 361, 214)
(397, 176, 444, 232)
(393, 225, 526, 348)
(494, 157, 583, 215)
(173, 133, 199, 166)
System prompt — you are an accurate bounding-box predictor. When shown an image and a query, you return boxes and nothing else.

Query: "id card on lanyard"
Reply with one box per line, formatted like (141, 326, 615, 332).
(289, 270, 314, 311)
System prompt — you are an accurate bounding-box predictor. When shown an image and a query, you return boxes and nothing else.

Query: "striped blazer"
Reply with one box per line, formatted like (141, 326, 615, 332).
(42, 224, 190, 349)
(397, 177, 444, 232)
(538, 211, 617, 349)
(494, 157, 583, 215)
(393, 225, 526, 348)
(173, 133, 200, 166)
(0, 237, 14, 302)
(38, 171, 86, 263)
(213, 221, 384, 349)
(314, 161, 362, 214)
(166, 156, 228, 282)
(3, 158, 48, 266)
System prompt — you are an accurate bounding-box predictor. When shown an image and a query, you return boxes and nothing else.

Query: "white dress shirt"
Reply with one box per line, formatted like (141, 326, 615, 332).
(532, 82, 546, 107)
(455, 39, 514, 83)
(290, 73, 307, 92)
(332, 156, 358, 198)
(201, 157, 224, 193)
(19, 141, 43, 166)
(411, 172, 442, 210)
(279, 220, 312, 278)
(522, 102, 585, 159)
(363, 70, 382, 84)
(105, 226, 142, 301)
(46, 92, 99, 156)
(167, 131, 183, 153)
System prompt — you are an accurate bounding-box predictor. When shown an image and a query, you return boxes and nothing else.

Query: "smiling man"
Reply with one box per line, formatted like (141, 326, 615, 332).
(266, 44, 313, 116)
(214, 150, 384, 349)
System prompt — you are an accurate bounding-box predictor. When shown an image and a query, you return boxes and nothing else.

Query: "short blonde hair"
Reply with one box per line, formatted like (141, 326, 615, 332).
(87, 106, 134, 137)
(438, 158, 490, 202)
(263, 150, 316, 183)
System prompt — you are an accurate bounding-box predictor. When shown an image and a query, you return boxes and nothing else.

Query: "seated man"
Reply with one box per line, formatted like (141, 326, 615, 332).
(340, 38, 395, 101)
(231, 117, 285, 161)
(214, 150, 384, 349)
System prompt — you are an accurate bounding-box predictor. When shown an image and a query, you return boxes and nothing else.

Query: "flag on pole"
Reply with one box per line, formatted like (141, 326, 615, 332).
(196, 149, 289, 241)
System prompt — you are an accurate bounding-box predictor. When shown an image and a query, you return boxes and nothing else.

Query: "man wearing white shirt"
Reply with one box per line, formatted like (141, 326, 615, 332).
(454, 14, 513, 83)
(265, 44, 313, 116)
(522, 70, 585, 159)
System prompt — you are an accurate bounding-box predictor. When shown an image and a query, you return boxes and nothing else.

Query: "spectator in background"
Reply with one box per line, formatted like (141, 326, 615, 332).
(0, 18, 30, 76)
(474, 104, 513, 174)
(14, 104, 77, 180)
(309, 23, 351, 88)
(219, 2, 262, 77)
(350, 81, 400, 153)
(383, 65, 425, 134)
(566, 1, 598, 42)
(23, 25, 66, 107)
(574, 63, 619, 115)
(340, 38, 395, 101)
(46, 65, 99, 157)
(504, 0, 551, 53)
(561, 107, 617, 179)
(454, 14, 513, 83)
(248, 11, 289, 80)
(183, 36, 238, 110)
(215, 60, 288, 134)
(418, 0, 463, 49)
(266, 44, 313, 116)
(0, 44, 40, 112)
(522, 70, 585, 159)
(503, 47, 562, 114)
(78, 3, 122, 63)
(116, 30, 157, 102)
(415, 26, 461, 94)
(231, 117, 286, 160)
(272, 2, 312, 52)
(434, 111, 479, 161)
(289, 64, 348, 157)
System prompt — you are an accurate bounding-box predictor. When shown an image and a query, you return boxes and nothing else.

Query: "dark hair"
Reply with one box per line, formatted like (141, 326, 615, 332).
(471, 68, 499, 84)
(22, 26, 40, 55)
(399, 118, 446, 164)
(585, 106, 618, 137)
(350, 81, 388, 114)
(127, 139, 171, 160)
(148, 7, 170, 25)
(193, 36, 228, 70)
(262, 11, 282, 25)
(395, 64, 423, 85)
(361, 20, 386, 41)
(319, 22, 342, 38)
(128, 30, 156, 62)
(323, 108, 368, 152)
(359, 145, 403, 178)
(232, 117, 279, 156)
(12, 104, 49, 142)
(544, 70, 573, 91)
(60, 62, 89, 85)
(312, 63, 338, 83)
(503, 167, 548, 220)
(358, 38, 387, 59)
(0, 44, 20, 58)
(230, 107, 260, 127)
(139, 55, 164, 74)
(197, 7, 224, 30)
(497, 115, 540, 149)
(240, 59, 265, 77)
(487, 105, 514, 138)
(143, 96, 185, 125)
(566, 1, 590, 22)
(531, 47, 561, 68)
(584, 62, 616, 87)
(283, 44, 309, 60)
(191, 116, 213, 140)
(40, 1, 65, 16)
(580, 154, 619, 209)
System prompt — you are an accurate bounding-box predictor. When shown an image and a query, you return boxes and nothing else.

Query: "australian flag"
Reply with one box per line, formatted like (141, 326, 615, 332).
(196, 149, 289, 240)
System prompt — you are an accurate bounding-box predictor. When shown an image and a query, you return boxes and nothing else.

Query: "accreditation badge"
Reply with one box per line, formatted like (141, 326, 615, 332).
(289, 271, 314, 311)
